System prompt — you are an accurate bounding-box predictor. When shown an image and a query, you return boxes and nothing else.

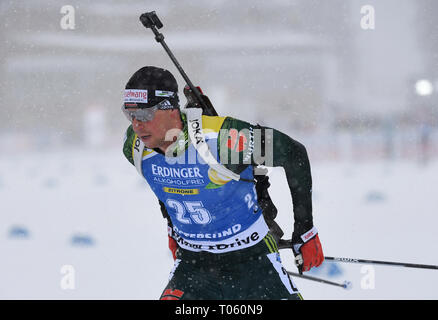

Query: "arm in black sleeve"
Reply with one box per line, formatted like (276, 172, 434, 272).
(268, 128, 314, 241)
(218, 116, 314, 241)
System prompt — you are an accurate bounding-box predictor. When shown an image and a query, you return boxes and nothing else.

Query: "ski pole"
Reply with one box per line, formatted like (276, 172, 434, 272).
(139, 11, 210, 112)
(324, 256, 438, 270)
(286, 270, 352, 290)
(278, 239, 438, 271)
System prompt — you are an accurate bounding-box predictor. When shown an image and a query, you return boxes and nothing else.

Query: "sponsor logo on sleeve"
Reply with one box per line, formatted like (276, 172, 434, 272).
(227, 128, 248, 152)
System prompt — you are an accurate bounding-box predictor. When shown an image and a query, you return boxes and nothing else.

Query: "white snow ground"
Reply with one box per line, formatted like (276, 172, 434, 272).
(1, 147, 437, 299)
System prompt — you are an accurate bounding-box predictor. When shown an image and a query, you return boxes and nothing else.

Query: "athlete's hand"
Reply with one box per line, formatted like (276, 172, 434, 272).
(292, 227, 324, 274)
(168, 235, 178, 260)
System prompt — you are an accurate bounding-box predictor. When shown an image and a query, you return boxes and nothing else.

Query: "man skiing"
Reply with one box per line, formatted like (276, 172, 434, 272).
(122, 66, 324, 300)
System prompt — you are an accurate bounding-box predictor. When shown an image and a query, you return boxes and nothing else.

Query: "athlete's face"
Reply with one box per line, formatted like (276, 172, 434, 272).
(131, 109, 182, 151)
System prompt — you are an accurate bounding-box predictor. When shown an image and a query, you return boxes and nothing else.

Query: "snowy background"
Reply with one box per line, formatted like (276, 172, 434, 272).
(1, 0, 438, 299)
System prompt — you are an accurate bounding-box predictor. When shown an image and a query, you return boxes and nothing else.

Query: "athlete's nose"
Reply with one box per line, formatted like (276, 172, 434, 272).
(132, 117, 148, 128)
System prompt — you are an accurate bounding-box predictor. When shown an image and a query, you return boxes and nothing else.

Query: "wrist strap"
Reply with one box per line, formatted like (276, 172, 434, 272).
(293, 226, 318, 254)
(300, 226, 318, 243)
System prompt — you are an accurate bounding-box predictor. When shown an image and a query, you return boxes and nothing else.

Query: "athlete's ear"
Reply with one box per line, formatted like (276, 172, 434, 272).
(169, 108, 182, 123)
(171, 108, 181, 117)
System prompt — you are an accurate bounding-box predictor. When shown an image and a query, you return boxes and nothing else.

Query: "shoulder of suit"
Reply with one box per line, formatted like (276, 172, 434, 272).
(201, 115, 228, 134)
(123, 125, 136, 166)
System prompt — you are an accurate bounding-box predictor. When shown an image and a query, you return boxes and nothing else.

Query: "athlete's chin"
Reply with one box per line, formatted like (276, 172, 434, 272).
(141, 136, 156, 148)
